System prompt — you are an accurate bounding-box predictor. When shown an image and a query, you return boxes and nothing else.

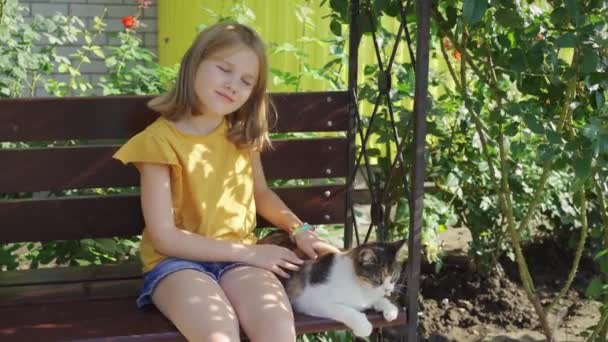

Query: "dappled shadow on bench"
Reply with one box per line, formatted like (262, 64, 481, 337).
(0, 274, 406, 341)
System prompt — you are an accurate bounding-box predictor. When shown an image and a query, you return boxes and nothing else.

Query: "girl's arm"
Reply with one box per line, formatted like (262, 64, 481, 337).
(139, 162, 302, 277)
(251, 152, 303, 233)
(251, 152, 341, 258)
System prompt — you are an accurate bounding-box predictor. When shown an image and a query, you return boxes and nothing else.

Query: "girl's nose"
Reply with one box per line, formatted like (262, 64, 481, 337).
(225, 82, 237, 94)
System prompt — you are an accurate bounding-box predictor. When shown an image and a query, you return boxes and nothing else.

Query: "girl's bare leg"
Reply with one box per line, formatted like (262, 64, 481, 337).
(220, 266, 296, 342)
(152, 269, 240, 342)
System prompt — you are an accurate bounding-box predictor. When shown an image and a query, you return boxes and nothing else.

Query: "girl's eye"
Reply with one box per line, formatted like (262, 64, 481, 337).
(217, 66, 229, 73)
(242, 79, 252, 86)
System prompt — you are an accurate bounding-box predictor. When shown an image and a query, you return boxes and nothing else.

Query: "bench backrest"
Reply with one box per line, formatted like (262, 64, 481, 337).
(0, 91, 351, 245)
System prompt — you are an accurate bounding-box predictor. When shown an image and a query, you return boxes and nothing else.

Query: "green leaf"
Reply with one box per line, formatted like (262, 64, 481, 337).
(538, 144, 559, 163)
(591, 226, 604, 239)
(366, 148, 382, 157)
(330, 19, 342, 36)
(582, 119, 600, 139)
(593, 91, 605, 109)
(585, 277, 604, 299)
(519, 75, 546, 96)
(523, 114, 545, 134)
(446, 6, 458, 29)
(495, 8, 521, 28)
(105, 56, 117, 68)
(462, 0, 488, 25)
(504, 122, 519, 136)
(527, 42, 545, 67)
(383, 0, 401, 17)
(364, 65, 378, 75)
(601, 255, 608, 275)
(329, 0, 349, 22)
(556, 33, 577, 48)
(573, 152, 592, 183)
(546, 130, 562, 145)
(565, 0, 582, 26)
(581, 51, 599, 74)
(375, 0, 391, 14)
(511, 141, 526, 158)
(91, 47, 105, 59)
(489, 109, 504, 123)
(551, 7, 569, 28)
(446, 172, 459, 188)
(94, 238, 119, 255)
(509, 49, 526, 72)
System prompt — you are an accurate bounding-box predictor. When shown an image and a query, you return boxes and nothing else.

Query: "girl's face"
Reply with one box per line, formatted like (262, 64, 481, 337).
(194, 45, 260, 118)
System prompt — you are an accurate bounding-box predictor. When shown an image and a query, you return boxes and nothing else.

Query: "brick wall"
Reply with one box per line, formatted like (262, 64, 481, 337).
(21, 0, 158, 96)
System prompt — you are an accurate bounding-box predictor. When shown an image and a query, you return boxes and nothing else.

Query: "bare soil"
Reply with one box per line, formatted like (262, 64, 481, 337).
(405, 231, 602, 342)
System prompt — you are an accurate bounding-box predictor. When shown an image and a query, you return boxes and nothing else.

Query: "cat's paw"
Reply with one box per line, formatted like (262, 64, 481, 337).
(351, 319, 373, 337)
(382, 304, 399, 321)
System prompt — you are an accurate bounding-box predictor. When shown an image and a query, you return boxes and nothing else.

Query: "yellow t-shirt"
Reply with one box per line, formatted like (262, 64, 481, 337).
(113, 117, 257, 272)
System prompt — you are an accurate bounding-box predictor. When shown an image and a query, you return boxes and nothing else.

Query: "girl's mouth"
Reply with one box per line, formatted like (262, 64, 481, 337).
(215, 91, 234, 103)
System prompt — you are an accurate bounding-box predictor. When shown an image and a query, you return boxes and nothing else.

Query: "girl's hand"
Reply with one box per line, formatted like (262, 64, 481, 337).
(245, 244, 303, 278)
(294, 230, 341, 260)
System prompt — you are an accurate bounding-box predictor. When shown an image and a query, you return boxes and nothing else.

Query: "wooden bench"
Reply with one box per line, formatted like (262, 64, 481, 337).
(0, 91, 407, 341)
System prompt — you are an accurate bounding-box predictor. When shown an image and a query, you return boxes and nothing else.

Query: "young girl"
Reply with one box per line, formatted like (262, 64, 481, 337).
(114, 22, 340, 342)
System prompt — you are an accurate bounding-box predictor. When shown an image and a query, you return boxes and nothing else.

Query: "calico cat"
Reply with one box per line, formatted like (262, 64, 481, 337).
(258, 231, 407, 337)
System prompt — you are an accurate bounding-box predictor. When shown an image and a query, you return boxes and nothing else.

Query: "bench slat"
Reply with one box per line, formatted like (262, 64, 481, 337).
(0, 138, 347, 193)
(0, 296, 406, 340)
(0, 185, 345, 243)
(1, 298, 177, 341)
(0, 262, 141, 287)
(0, 277, 142, 307)
(0, 92, 348, 142)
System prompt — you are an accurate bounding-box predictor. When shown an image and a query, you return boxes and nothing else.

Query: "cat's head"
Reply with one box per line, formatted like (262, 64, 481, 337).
(351, 239, 407, 295)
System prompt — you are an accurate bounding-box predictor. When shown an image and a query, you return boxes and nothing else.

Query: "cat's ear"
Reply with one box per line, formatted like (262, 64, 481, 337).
(392, 239, 406, 250)
(394, 239, 408, 263)
(358, 248, 377, 265)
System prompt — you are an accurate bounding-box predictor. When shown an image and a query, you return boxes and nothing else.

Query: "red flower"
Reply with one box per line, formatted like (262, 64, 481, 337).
(122, 16, 137, 29)
(443, 38, 452, 50)
(452, 50, 461, 61)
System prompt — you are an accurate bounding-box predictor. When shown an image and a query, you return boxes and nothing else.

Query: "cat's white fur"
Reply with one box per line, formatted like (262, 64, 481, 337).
(289, 254, 401, 337)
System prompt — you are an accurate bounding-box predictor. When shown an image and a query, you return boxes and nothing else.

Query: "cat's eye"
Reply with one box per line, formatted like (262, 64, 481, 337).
(371, 278, 383, 286)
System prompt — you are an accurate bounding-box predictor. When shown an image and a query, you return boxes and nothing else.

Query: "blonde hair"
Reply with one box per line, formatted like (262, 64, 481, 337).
(148, 22, 274, 151)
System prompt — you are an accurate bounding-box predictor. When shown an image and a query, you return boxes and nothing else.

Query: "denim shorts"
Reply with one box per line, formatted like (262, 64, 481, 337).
(136, 257, 244, 308)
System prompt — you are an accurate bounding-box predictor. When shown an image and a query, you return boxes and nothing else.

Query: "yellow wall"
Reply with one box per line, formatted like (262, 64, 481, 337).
(157, 0, 416, 93)
(158, 0, 334, 91)
(156, 1, 451, 165)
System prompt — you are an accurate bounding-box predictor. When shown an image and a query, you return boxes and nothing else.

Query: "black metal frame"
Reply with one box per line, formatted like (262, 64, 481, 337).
(345, 1, 430, 341)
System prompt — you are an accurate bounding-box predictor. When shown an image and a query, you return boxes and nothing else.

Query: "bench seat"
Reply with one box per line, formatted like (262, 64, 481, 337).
(0, 264, 406, 341)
